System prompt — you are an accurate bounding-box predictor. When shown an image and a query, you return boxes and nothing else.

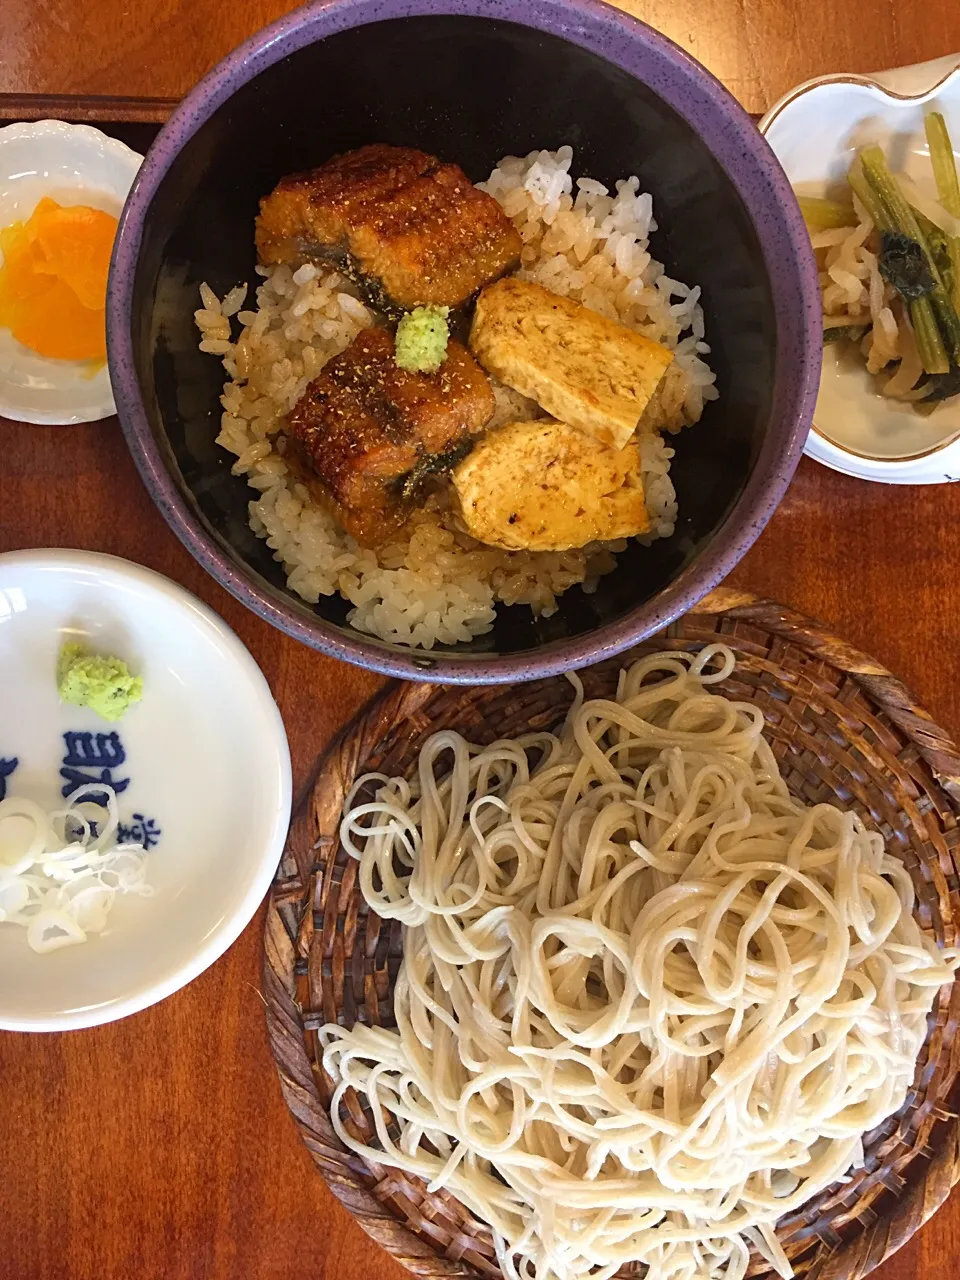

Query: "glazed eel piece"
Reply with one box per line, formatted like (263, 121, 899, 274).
(255, 144, 522, 317)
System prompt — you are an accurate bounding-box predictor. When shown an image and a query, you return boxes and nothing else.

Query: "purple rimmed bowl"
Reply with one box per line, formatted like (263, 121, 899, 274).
(107, 0, 820, 684)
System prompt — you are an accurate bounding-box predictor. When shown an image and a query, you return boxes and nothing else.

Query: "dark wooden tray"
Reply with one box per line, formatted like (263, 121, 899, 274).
(0, 92, 175, 152)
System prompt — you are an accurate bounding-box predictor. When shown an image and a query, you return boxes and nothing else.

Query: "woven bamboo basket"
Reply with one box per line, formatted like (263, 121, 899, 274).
(264, 589, 960, 1280)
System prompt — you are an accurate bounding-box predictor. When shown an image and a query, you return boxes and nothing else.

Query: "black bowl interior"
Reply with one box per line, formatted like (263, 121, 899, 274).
(132, 14, 775, 658)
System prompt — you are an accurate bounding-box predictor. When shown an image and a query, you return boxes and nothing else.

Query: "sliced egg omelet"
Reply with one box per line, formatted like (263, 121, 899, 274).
(453, 418, 649, 552)
(469, 278, 673, 449)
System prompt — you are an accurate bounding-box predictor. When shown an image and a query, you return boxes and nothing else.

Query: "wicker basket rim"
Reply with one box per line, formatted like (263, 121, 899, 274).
(264, 588, 960, 1280)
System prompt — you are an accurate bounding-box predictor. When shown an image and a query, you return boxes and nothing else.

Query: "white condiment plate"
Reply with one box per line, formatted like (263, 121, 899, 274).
(761, 53, 960, 484)
(0, 120, 142, 425)
(0, 550, 291, 1031)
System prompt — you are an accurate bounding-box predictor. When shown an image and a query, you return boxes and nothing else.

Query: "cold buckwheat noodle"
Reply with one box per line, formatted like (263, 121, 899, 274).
(320, 646, 959, 1280)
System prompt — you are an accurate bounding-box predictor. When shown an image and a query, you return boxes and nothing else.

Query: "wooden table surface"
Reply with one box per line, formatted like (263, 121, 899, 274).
(2, 3, 960, 1278)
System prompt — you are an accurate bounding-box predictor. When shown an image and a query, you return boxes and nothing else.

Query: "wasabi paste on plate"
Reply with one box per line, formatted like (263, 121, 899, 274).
(57, 641, 143, 722)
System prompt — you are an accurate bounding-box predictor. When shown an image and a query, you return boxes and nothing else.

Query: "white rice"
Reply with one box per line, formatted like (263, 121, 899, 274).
(196, 146, 718, 649)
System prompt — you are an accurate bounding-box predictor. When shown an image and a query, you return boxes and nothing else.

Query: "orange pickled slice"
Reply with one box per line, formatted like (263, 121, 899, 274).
(0, 221, 45, 325)
(11, 276, 106, 361)
(0, 197, 117, 361)
(33, 203, 117, 310)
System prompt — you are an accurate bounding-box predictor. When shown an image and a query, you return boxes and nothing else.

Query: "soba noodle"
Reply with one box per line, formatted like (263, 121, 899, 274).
(320, 646, 958, 1280)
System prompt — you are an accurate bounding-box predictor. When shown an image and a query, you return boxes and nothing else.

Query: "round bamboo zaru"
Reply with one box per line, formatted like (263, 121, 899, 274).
(264, 589, 960, 1280)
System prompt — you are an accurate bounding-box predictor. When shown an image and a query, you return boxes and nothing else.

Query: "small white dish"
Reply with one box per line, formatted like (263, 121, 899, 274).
(761, 53, 960, 484)
(0, 549, 291, 1031)
(0, 120, 142, 426)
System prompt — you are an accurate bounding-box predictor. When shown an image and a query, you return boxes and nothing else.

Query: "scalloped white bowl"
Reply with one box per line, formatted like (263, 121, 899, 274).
(761, 54, 960, 484)
(0, 120, 142, 425)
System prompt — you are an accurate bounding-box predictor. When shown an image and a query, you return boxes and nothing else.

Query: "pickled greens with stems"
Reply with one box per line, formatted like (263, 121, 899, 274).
(796, 115, 960, 411)
(924, 112, 960, 314)
(798, 195, 856, 230)
(878, 232, 935, 300)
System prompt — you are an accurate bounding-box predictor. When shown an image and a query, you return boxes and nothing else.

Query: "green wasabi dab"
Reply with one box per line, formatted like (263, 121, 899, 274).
(57, 642, 143, 723)
(394, 305, 450, 373)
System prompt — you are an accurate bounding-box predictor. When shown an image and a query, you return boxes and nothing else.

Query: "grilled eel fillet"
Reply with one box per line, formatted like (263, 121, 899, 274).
(286, 325, 495, 545)
(255, 144, 522, 317)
